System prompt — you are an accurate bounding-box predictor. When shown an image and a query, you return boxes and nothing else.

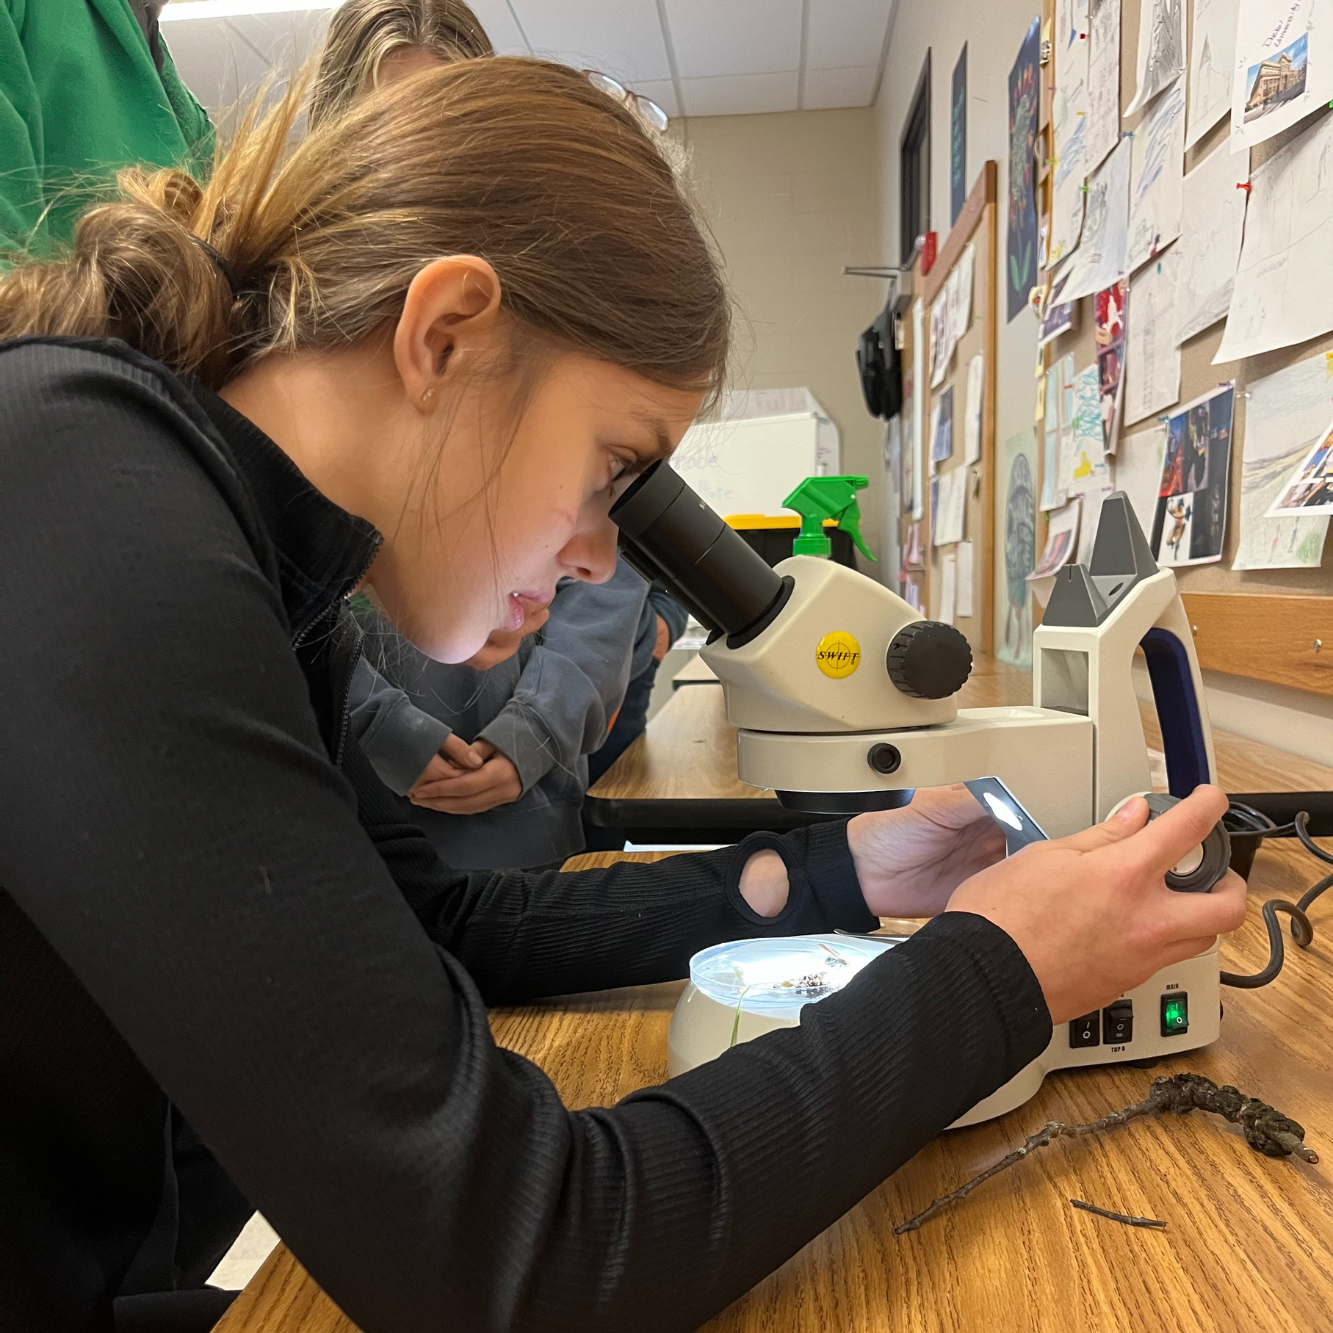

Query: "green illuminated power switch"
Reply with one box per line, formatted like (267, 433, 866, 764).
(1160, 993, 1190, 1037)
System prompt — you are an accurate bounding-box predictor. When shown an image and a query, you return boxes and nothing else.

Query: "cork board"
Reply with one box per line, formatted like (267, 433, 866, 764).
(921, 162, 1000, 654)
(1034, 0, 1333, 691)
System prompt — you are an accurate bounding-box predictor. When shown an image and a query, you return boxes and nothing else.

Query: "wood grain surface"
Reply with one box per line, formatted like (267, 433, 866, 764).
(1183, 592, 1333, 698)
(218, 672, 1333, 1333)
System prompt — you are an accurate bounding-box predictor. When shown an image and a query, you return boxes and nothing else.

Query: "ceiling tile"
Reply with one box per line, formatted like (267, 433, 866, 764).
(466, 0, 534, 55)
(805, 0, 892, 70)
(513, 0, 671, 82)
(801, 65, 879, 109)
(679, 70, 799, 117)
(626, 78, 681, 121)
(664, 0, 802, 79)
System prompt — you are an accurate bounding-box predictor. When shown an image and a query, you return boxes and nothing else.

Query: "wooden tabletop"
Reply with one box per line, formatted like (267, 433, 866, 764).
(220, 665, 1333, 1333)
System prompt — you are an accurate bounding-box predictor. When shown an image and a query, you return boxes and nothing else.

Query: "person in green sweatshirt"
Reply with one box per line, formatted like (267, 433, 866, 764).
(0, 1, 212, 256)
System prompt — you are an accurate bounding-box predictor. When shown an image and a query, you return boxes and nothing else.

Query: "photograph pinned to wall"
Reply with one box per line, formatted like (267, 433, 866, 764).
(1040, 368, 1065, 509)
(1055, 136, 1131, 302)
(928, 401, 941, 477)
(904, 520, 924, 567)
(912, 300, 926, 517)
(1007, 17, 1042, 321)
(1095, 279, 1128, 453)
(1029, 501, 1083, 603)
(1216, 111, 1333, 362)
(964, 353, 985, 463)
(932, 385, 955, 466)
(929, 286, 953, 387)
(1186, 0, 1239, 147)
(995, 428, 1038, 668)
(1125, 0, 1186, 114)
(1116, 424, 1169, 536)
(1127, 77, 1186, 271)
(1266, 418, 1333, 517)
(1175, 142, 1249, 343)
(1234, 351, 1332, 566)
(1085, 0, 1123, 170)
(1038, 272, 1079, 345)
(1049, 0, 1089, 267)
(1125, 247, 1182, 425)
(902, 575, 923, 613)
(1231, 0, 1333, 152)
(1151, 383, 1235, 564)
(952, 44, 969, 225)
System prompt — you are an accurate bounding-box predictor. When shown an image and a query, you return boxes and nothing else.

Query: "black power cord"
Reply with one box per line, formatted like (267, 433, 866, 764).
(1219, 806, 1333, 989)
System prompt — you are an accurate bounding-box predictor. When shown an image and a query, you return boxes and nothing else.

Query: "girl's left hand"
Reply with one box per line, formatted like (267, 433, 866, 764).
(846, 785, 1006, 918)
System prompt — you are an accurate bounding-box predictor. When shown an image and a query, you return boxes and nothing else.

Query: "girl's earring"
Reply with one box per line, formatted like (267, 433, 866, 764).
(421, 388, 434, 404)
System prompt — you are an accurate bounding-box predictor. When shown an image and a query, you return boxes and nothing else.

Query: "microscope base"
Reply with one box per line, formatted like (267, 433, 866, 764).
(667, 944, 1220, 1128)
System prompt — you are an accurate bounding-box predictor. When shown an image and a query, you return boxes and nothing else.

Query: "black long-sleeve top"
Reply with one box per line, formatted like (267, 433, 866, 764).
(0, 338, 1052, 1333)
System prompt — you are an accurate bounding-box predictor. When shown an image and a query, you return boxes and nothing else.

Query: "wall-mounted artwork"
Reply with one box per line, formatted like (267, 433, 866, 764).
(1007, 18, 1041, 321)
(995, 429, 1037, 667)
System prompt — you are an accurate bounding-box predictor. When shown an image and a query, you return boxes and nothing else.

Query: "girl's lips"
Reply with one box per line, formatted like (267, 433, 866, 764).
(505, 591, 555, 632)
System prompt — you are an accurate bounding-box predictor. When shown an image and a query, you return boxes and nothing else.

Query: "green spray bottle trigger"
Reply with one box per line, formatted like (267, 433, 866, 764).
(782, 475, 877, 562)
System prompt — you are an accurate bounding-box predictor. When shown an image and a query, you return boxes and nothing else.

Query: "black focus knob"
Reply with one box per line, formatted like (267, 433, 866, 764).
(886, 621, 972, 699)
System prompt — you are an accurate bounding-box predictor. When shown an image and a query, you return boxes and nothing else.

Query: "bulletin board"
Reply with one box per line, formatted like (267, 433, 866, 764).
(1034, 0, 1333, 696)
(922, 162, 1000, 654)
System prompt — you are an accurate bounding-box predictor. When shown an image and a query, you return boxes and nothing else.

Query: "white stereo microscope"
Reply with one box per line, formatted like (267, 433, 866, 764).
(612, 464, 1228, 1125)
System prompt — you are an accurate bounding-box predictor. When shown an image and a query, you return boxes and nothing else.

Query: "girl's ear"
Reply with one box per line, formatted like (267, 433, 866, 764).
(393, 256, 503, 411)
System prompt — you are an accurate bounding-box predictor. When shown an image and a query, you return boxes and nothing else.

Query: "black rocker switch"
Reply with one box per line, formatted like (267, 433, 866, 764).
(1069, 1012, 1101, 1048)
(1102, 999, 1133, 1045)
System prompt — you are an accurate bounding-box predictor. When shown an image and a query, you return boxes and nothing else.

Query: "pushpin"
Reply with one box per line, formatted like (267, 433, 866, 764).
(1237, 181, 1252, 193)
(1157, 262, 1162, 274)
(1079, 184, 1089, 192)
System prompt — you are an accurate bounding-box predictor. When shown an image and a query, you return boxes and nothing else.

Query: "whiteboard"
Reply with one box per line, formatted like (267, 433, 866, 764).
(673, 413, 824, 519)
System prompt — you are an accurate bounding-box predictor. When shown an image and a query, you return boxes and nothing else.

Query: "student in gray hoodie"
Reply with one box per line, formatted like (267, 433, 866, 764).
(350, 558, 652, 870)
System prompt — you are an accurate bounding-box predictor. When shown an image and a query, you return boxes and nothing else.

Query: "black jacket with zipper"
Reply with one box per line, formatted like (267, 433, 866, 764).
(0, 337, 1051, 1333)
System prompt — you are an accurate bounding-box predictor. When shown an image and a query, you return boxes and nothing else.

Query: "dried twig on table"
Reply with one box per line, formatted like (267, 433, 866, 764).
(1070, 1198, 1166, 1229)
(895, 1074, 1318, 1235)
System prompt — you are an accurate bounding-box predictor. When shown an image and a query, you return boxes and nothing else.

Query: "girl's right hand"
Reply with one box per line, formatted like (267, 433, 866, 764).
(947, 785, 1248, 1024)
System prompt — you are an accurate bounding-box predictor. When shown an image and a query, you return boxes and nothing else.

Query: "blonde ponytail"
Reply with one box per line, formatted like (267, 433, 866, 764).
(0, 59, 729, 398)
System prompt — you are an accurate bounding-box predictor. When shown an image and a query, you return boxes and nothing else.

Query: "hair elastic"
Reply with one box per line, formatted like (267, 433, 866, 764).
(191, 235, 242, 299)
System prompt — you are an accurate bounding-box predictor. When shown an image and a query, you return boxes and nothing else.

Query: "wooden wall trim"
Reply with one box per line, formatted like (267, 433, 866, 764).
(1182, 592, 1333, 697)
(921, 160, 997, 307)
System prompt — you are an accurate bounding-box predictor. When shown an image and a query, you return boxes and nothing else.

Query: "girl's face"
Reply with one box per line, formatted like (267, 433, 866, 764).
(365, 352, 703, 662)
(219, 258, 707, 663)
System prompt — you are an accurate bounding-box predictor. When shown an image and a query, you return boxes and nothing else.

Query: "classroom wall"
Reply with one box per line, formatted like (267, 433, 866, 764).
(874, 0, 1041, 547)
(678, 109, 889, 574)
(872, 0, 1331, 751)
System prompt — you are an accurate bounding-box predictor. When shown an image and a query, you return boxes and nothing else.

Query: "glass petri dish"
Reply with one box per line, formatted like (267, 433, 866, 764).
(688, 934, 902, 1017)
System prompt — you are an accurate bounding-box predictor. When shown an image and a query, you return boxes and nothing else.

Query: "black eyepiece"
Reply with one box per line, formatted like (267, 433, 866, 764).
(611, 462, 790, 646)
